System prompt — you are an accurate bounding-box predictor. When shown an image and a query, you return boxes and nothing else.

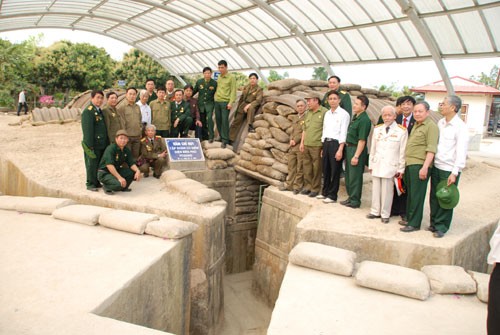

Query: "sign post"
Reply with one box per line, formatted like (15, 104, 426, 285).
(165, 138, 205, 171)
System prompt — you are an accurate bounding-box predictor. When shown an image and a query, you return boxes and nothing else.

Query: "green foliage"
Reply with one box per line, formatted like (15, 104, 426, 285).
(470, 65, 499, 88)
(375, 83, 416, 98)
(268, 70, 289, 82)
(34, 41, 114, 95)
(0, 90, 15, 108)
(114, 49, 171, 89)
(312, 67, 328, 81)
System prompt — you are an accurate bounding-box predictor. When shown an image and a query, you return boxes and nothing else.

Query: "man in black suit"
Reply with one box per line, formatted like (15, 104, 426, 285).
(391, 96, 416, 220)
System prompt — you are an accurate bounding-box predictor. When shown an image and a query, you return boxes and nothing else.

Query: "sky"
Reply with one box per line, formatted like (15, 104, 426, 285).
(1, 28, 498, 90)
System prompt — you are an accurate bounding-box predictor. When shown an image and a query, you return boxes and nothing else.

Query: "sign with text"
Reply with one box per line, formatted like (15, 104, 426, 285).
(166, 138, 204, 162)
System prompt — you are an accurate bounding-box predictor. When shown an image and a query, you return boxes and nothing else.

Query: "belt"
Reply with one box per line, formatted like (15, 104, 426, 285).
(346, 143, 357, 147)
(324, 138, 339, 142)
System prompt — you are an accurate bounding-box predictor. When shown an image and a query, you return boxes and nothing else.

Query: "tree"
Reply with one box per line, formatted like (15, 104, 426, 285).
(0, 37, 38, 108)
(268, 70, 289, 82)
(312, 67, 328, 81)
(114, 49, 171, 89)
(375, 83, 416, 98)
(34, 41, 114, 99)
(470, 65, 499, 89)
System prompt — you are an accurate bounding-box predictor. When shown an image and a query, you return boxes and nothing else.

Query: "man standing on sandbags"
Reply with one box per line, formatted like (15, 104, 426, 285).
(81, 90, 108, 192)
(341, 95, 372, 209)
(318, 91, 350, 203)
(321, 75, 352, 118)
(214, 60, 237, 148)
(280, 99, 307, 194)
(98, 130, 141, 195)
(300, 94, 328, 198)
(229, 73, 263, 144)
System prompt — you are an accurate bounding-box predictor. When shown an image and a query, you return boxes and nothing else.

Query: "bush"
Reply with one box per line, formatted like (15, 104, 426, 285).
(0, 90, 15, 109)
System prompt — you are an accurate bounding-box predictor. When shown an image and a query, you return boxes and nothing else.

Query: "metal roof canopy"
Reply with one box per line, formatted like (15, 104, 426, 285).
(0, 0, 499, 90)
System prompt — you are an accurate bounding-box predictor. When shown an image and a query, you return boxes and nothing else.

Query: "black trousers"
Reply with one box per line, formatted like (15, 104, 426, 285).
(488, 263, 500, 334)
(321, 139, 342, 200)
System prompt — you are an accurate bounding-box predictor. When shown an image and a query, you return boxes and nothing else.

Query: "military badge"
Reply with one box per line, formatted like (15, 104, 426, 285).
(115, 153, 119, 161)
(200, 85, 204, 89)
(180, 107, 184, 113)
(209, 86, 214, 90)
(87, 106, 92, 110)
(146, 144, 152, 152)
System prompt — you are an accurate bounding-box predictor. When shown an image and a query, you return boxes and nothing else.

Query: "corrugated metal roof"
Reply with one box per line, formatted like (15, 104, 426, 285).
(0, 0, 498, 84)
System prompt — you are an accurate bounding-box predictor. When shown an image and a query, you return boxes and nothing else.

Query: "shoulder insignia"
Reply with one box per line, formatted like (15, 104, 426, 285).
(155, 135, 161, 139)
(87, 106, 93, 110)
(398, 124, 406, 130)
(375, 124, 384, 128)
(141, 138, 147, 142)
(340, 90, 347, 94)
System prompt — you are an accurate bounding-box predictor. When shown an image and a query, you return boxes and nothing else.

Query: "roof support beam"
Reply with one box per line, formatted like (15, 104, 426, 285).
(396, 0, 455, 94)
(249, 0, 334, 77)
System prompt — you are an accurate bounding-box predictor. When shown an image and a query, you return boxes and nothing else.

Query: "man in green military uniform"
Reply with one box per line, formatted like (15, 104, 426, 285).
(300, 95, 328, 197)
(170, 89, 192, 138)
(102, 91, 124, 143)
(150, 86, 171, 137)
(214, 60, 237, 148)
(138, 125, 168, 178)
(322, 75, 352, 118)
(166, 79, 176, 102)
(280, 99, 306, 194)
(194, 67, 217, 141)
(136, 79, 158, 104)
(184, 84, 203, 139)
(98, 130, 141, 195)
(400, 101, 439, 233)
(81, 90, 108, 192)
(118, 87, 142, 159)
(229, 73, 263, 144)
(341, 95, 372, 208)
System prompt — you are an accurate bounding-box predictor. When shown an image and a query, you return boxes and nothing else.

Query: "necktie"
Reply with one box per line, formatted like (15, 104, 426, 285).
(386, 127, 390, 134)
(403, 117, 407, 128)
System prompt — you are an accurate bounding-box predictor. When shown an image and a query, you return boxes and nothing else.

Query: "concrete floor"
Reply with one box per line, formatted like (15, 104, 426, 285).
(217, 271, 272, 335)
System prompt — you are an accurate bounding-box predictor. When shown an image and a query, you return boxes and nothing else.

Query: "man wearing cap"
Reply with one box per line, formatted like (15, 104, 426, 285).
(194, 67, 217, 141)
(170, 89, 192, 138)
(321, 75, 352, 118)
(102, 91, 124, 144)
(214, 60, 237, 148)
(341, 95, 372, 208)
(229, 73, 263, 143)
(118, 87, 142, 159)
(428, 95, 468, 238)
(81, 90, 108, 192)
(138, 124, 168, 178)
(367, 105, 408, 223)
(400, 101, 438, 233)
(300, 94, 328, 198)
(98, 129, 141, 195)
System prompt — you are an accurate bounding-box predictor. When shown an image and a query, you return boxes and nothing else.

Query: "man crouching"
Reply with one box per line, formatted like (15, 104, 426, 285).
(98, 129, 141, 195)
(139, 124, 168, 178)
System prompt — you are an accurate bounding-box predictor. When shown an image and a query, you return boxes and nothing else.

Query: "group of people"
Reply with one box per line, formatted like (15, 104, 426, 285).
(81, 59, 264, 194)
(281, 75, 468, 238)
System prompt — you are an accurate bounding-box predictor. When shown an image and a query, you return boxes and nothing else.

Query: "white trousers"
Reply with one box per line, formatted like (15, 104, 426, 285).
(370, 176, 394, 219)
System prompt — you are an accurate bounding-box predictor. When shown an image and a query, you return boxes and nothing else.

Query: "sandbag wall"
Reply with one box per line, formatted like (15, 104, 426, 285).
(236, 79, 394, 185)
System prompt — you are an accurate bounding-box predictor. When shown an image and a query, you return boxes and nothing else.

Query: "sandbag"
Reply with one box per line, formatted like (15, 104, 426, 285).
(247, 132, 261, 140)
(361, 87, 379, 95)
(290, 85, 311, 92)
(349, 90, 363, 97)
(255, 127, 272, 139)
(267, 78, 302, 91)
(355, 261, 430, 301)
(206, 159, 228, 170)
(239, 150, 253, 161)
(340, 83, 362, 91)
(262, 113, 280, 128)
(263, 89, 282, 97)
(204, 148, 235, 160)
(269, 127, 290, 143)
(265, 94, 304, 109)
(145, 217, 198, 239)
(99, 210, 159, 234)
(289, 242, 356, 277)
(421, 265, 476, 294)
(15, 196, 75, 215)
(254, 139, 273, 150)
(271, 148, 288, 164)
(0, 195, 32, 211)
(253, 120, 270, 129)
(247, 147, 273, 158)
(251, 156, 275, 166)
(301, 80, 327, 87)
(272, 161, 288, 174)
(274, 115, 292, 130)
(167, 178, 207, 196)
(256, 165, 286, 181)
(161, 169, 187, 183)
(238, 159, 257, 171)
(277, 105, 296, 117)
(267, 138, 290, 152)
(468, 271, 489, 303)
(262, 102, 278, 114)
(52, 204, 112, 226)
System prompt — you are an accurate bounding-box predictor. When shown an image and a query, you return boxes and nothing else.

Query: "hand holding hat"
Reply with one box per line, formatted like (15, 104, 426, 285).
(436, 180, 460, 209)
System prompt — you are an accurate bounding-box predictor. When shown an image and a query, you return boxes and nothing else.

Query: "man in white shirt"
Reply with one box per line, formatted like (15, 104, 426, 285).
(319, 91, 350, 203)
(428, 95, 469, 238)
(136, 89, 152, 127)
(17, 89, 28, 116)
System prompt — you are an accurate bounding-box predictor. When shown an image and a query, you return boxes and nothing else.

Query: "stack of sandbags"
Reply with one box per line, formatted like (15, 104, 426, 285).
(236, 78, 396, 184)
(234, 173, 261, 224)
(30, 107, 81, 126)
(201, 141, 239, 170)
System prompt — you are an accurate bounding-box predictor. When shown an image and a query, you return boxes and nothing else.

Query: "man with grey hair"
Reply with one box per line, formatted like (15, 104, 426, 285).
(400, 101, 439, 233)
(368, 105, 408, 223)
(136, 89, 152, 127)
(428, 95, 468, 238)
(138, 124, 168, 178)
